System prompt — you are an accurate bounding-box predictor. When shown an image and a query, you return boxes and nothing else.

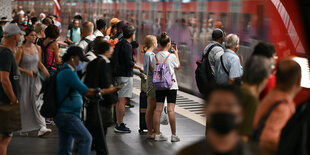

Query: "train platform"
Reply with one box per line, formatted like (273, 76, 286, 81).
(7, 75, 206, 155)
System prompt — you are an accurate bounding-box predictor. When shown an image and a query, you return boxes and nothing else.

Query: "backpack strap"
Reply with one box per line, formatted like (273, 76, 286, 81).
(252, 100, 288, 142)
(220, 55, 229, 76)
(202, 44, 218, 60)
(156, 53, 171, 64)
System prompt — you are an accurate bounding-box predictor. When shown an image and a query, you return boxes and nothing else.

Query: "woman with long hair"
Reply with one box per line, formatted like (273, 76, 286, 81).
(15, 27, 51, 136)
(142, 35, 158, 139)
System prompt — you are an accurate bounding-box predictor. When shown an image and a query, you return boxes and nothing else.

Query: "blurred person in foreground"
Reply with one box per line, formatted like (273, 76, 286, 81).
(253, 58, 301, 153)
(178, 85, 258, 155)
(251, 41, 277, 100)
(84, 37, 121, 155)
(0, 23, 24, 155)
(238, 56, 271, 142)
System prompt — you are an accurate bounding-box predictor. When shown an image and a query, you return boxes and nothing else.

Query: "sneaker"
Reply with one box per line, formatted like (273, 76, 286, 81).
(125, 102, 135, 108)
(38, 127, 52, 137)
(154, 133, 168, 141)
(171, 135, 180, 142)
(146, 133, 155, 139)
(114, 123, 131, 133)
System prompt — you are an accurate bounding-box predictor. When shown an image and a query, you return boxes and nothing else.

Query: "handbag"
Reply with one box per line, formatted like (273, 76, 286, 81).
(160, 106, 169, 125)
(0, 103, 22, 132)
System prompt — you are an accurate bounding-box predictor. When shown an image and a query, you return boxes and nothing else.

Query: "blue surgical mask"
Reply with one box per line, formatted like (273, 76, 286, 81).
(76, 61, 84, 71)
(222, 42, 225, 47)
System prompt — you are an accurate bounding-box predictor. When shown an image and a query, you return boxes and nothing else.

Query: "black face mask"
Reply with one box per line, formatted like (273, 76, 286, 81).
(209, 113, 237, 135)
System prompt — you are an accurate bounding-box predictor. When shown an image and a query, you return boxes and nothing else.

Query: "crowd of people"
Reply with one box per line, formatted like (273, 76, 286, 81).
(0, 9, 308, 155)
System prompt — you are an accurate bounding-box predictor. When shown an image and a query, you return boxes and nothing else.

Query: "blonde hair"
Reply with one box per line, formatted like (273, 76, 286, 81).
(141, 35, 157, 53)
(34, 23, 47, 34)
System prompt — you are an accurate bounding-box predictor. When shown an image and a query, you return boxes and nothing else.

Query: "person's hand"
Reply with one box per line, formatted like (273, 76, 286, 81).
(173, 45, 179, 55)
(26, 70, 34, 78)
(44, 72, 50, 78)
(10, 99, 18, 105)
(139, 66, 144, 73)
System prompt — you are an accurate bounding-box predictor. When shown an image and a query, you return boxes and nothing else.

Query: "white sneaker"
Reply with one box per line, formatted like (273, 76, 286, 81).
(171, 135, 180, 142)
(38, 127, 52, 137)
(154, 133, 168, 141)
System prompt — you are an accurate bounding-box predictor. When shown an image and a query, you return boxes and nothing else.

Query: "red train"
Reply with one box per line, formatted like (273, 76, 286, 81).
(13, 0, 310, 103)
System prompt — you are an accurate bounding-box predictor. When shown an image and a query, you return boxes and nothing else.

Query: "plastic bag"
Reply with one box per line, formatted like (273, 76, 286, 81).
(160, 106, 169, 125)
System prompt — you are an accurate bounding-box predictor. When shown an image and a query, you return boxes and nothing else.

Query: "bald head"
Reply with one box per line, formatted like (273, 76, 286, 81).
(81, 21, 94, 37)
(276, 58, 301, 91)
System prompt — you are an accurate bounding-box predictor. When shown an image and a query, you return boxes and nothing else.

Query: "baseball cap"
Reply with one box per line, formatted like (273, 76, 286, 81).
(110, 18, 120, 25)
(3, 23, 25, 37)
(212, 28, 224, 40)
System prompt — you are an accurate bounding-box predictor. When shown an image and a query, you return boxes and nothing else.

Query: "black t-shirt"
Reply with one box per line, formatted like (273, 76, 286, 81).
(0, 46, 21, 104)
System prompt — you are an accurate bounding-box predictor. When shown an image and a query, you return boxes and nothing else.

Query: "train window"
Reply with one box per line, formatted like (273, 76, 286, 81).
(190, 12, 195, 18)
(182, 12, 187, 20)
(293, 57, 310, 88)
(208, 12, 215, 20)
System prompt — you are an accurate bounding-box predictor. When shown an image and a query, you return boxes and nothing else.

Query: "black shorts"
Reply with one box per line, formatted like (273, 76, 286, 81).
(155, 90, 177, 104)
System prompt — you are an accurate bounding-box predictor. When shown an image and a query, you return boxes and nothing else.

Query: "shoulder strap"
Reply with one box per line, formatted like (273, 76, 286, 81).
(58, 66, 73, 105)
(202, 44, 218, 60)
(156, 53, 171, 64)
(220, 55, 229, 76)
(70, 28, 73, 41)
(253, 100, 287, 140)
(83, 38, 91, 44)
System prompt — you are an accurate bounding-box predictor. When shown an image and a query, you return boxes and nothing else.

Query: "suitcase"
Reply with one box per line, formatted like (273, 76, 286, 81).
(139, 91, 148, 133)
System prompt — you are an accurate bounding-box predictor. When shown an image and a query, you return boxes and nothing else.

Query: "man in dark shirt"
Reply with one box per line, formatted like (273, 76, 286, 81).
(0, 23, 24, 155)
(113, 25, 143, 133)
(84, 38, 121, 155)
(178, 85, 258, 155)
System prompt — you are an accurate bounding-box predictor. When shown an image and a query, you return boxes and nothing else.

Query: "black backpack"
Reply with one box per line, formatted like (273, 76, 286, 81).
(82, 38, 95, 53)
(277, 98, 310, 155)
(40, 67, 72, 118)
(40, 39, 56, 69)
(195, 44, 220, 94)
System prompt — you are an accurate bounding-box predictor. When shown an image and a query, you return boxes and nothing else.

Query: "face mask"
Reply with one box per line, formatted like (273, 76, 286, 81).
(209, 113, 237, 135)
(222, 42, 225, 47)
(76, 61, 84, 71)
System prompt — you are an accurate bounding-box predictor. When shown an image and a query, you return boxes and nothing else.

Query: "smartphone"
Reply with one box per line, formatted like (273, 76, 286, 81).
(169, 42, 177, 53)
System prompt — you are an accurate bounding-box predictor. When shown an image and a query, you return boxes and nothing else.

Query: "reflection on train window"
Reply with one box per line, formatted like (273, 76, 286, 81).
(220, 13, 227, 28)
(208, 12, 215, 20)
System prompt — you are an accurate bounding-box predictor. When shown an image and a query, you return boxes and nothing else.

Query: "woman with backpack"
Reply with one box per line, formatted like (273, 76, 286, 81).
(142, 35, 158, 139)
(151, 32, 181, 142)
(55, 46, 120, 155)
(15, 27, 51, 136)
(42, 24, 62, 76)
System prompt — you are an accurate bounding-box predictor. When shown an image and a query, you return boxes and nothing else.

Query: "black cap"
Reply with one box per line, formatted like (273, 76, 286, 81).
(66, 46, 89, 62)
(212, 28, 224, 40)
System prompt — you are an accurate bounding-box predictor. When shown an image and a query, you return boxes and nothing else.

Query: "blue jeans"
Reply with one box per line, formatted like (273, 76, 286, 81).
(54, 113, 92, 155)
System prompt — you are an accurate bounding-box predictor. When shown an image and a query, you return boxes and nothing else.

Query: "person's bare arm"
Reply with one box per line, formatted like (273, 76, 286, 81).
(173, 46, 181, 70)
(0, 71, 18, 104)
(84, 86, 121, 97)
(51, 42, 62, 65)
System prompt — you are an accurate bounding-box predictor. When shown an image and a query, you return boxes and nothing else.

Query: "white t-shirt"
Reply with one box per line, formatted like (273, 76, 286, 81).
(151, 51, 179, 90)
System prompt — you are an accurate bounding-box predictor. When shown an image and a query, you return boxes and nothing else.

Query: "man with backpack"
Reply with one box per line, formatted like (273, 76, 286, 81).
(78, 21, 95, 53)
(253, 58, 301, 153)
(215, 34, 242, 85)
(65, 19, 81, 46)
(112, 25, 143, 133)
(195, 28, 224, 93)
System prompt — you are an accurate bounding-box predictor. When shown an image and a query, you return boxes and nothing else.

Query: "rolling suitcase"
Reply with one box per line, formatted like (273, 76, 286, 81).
(139, 91, 148, 133)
